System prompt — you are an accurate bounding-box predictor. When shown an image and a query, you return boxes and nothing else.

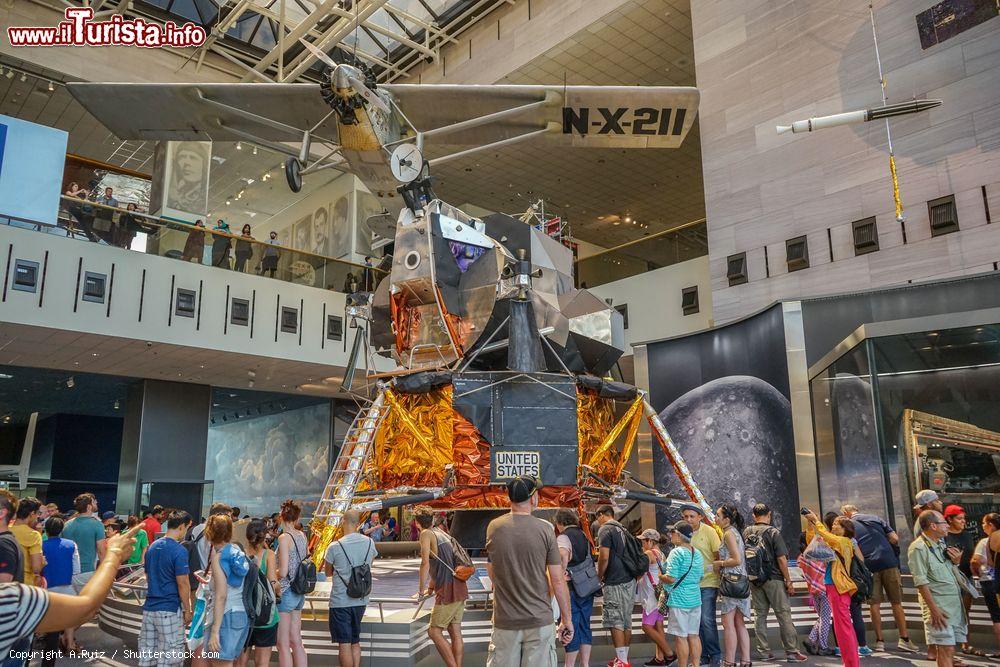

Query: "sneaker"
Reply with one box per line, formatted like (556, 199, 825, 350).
(834, 648, 841, 657)
(897, 638, 920, 653)
(785, 652, 808, 662)
(858, 646, 874, 657)
(874, 641, 884, 652)
(819, 648, 838, 657)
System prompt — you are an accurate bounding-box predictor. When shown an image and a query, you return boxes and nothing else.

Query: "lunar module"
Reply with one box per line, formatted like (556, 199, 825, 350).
(307, 185, 713, 561)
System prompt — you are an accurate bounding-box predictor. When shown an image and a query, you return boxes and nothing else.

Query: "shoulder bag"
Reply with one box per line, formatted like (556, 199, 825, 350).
(657, 546, 695, 615)
(719, 529, 751, 599)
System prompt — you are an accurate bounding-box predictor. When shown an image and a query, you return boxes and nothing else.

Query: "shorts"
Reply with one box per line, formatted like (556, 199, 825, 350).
(138, 610, 186, 667)
(870, 567, 903, 604)
(982, 580, 1000, 623)
(487, 624, 557, 667)
(602, 580, 637, 630)
(215, 610, 251, 661)
(642, 609, 664, 626)
(248, 623, 278, 648)
(430, 600, 466, 628)
(921, 595, 966, 647)
(668, 606, 701, 637)
(328, 606, 365, 645)
(277, 589, 305, 613)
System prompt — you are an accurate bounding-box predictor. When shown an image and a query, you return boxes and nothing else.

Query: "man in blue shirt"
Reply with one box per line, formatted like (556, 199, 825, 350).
(140, 511, 193, 667)
(360, 511, 385, 542)
(842, 504, 919, 653)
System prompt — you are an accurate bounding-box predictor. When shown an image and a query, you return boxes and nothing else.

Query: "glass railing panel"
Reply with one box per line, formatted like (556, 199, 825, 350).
(1, 197, 386, 294)
(574, 220, 708, 288)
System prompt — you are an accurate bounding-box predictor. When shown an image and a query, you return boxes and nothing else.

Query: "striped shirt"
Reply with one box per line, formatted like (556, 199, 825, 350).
(0, 583, 50, 655)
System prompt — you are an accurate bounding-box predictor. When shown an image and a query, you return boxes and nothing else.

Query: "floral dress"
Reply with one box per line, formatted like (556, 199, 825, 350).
(718, 526, 751, 618)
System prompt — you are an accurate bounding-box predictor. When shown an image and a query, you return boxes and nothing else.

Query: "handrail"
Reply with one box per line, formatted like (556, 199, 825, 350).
(57, 195, 387, 276)
(574, 217, 707, 264)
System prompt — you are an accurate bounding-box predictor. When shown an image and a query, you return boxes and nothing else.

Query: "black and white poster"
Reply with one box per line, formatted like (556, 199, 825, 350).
(645, 305, 800, 550)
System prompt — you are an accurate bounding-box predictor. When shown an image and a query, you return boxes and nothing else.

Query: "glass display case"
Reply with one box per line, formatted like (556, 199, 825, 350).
(810, 323, 1000, 564)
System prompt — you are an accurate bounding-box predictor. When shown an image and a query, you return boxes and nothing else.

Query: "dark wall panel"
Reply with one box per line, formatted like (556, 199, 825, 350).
(802, 272, 1000, 366)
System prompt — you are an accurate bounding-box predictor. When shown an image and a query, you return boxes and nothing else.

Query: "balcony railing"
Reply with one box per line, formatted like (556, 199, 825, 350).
(0, 196, 386, 294)
(574, 219, 708, 288)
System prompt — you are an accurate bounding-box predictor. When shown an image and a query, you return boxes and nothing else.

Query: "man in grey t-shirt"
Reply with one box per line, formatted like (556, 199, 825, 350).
(324, 510, 375, 667)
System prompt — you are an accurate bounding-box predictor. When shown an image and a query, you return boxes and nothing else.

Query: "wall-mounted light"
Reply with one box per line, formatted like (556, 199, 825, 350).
(236, 142, 242, 151)
(47, 81, 54, 92)
(113, 399, 120, 410)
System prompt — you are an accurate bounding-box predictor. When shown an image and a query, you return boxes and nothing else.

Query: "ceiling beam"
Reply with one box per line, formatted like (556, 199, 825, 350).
(279, 0, 390, 82)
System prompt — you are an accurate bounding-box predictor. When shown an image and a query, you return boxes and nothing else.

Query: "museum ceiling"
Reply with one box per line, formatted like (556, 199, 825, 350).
(0, 0, 702, 256)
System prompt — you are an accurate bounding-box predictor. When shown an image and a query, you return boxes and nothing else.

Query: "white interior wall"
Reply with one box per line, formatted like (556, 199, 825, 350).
(588, 255, 713, 354)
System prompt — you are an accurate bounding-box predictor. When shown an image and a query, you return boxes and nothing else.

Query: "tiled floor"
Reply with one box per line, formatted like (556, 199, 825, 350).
(33, 623, 1000, 667)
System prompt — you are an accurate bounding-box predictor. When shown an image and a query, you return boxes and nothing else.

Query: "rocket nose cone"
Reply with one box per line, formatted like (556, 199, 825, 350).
(776, 125, 792, 135)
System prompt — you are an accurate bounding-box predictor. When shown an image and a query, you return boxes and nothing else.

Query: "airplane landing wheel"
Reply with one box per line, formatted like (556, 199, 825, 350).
(285, 157, 303, 193)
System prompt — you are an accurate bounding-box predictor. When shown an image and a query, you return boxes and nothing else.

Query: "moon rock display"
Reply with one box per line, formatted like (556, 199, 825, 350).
(654, 375, 800, 552)
(829, 372, 884, 515)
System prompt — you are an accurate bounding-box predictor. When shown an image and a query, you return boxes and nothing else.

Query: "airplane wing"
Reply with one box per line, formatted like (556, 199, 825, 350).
(67, 82, 338, 143)
(383, 84, 699, 148)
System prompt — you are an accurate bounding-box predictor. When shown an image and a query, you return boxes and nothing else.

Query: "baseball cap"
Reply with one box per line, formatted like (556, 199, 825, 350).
(638, 528, 661, 541)
(672, 520, 693, 539)
(101, 511, 116, 522)
(506, 475, 542, 503)
(943, 504, 965, 518)
(915, 489, 939, 506)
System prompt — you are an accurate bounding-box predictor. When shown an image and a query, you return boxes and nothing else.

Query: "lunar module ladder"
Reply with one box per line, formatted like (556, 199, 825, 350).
(313, 393, 389, 530)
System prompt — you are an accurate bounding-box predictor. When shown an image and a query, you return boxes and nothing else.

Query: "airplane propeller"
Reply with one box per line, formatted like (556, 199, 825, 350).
(298, 39, 391, 116)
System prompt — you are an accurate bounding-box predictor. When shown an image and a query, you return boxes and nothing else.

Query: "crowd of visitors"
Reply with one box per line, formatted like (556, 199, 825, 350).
(2, 483, 999, 667)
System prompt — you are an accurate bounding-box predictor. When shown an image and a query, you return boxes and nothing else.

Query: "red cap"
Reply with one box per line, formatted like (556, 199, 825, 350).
(943, 504, 965, 518)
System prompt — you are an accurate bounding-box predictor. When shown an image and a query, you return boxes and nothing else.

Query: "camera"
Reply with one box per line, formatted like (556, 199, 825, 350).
(800, 507, 811, 516)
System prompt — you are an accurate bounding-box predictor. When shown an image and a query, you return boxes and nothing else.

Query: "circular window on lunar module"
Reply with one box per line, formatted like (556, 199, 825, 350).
(404, 250, 421, 270)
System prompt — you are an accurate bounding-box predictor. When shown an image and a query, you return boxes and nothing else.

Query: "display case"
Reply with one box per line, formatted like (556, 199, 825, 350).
(810, 323, 1000, 564)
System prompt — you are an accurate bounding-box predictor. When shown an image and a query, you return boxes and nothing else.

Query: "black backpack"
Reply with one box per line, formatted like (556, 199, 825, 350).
(836, 550, 873, 602)
(182, 531, 206, 588)
(613, 525, 650, 580)
(744, 526, 775, 584)
(336, 539, 374, 599)
(242, 552, 275, 628)
(289, 536, 317, 595)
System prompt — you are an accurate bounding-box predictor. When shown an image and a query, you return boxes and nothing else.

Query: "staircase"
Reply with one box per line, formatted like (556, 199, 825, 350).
(313, 392, 389, 530)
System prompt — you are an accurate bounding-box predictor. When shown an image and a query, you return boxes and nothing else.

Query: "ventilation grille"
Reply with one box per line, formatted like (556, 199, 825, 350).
(852, 218, 879, 255)
(280, 306, 298, 334)
(175, 288, 196, 318)
(727, 253, 747, 286)
(231, 298, 250, 326)
(681, 286, 699, 316)
(928, 195, 959, 236)
(327, 314, 343, 341)
(82, 272, 106, 303)
(12, 260, 39, 293)
(786, 236, 809, 272)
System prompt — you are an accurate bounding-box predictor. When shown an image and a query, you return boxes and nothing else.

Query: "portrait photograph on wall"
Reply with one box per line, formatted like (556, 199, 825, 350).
(206, 402, 332, 517)
(644, 304, 800, 550)
(166, 141, 210, 214)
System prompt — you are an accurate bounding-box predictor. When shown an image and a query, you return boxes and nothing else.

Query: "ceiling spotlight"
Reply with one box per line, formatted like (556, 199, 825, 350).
(252, 146, 258, 155)
(236, 142, 242, 151)
(624, 214, 632, 223)
(47, 80, 54, 92)
(2, 415, 9, 424)
(226, 200, 231, 206)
